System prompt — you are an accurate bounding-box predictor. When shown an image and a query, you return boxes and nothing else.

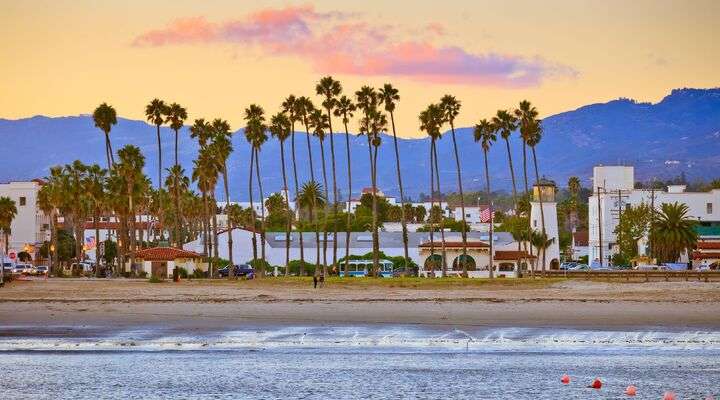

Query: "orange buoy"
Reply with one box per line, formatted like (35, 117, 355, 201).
(588, 378, 602, 389)
(624, 385, 637, 396)
(561, 374, 570, 384)
(663, 392, 676, 400)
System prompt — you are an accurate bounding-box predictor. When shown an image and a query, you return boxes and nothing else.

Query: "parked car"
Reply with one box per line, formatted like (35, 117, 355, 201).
(2, 262, 14, 276)
(570, 263, 590, 271)
(559, 262, 577, 270)
(70, 262, 94, 273)
(612, 265, 632, 271)
(35, 265, 49, 276)
(218, 264, 254, 278)
(392, 267, 418, 277)
(636, 264, 670, 271)
(13, 264, 28, 275)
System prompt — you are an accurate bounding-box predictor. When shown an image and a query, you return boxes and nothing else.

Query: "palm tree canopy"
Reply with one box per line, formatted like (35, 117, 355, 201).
(0, 196, 18, 231)
(568, 176, 582, 196)
(309, 108, 329, 141)
(165, 103, 188, 131)
(439, 95, 461, 124)
(294, 96, 315, 121)
(419, 103, 443, 140)
(269, 112, 291, 142)
(145, 98, 168, 127)
(652, 202, 698, 263)
(244, 104, 268, 149)
(524, 119, 543, 147)
(379, 84, 400, 113)
(333, 95, 356, 124)
(474, 119, 496, 152)
(298, 181, 326, 209)
(190, 118, 212, 147)
(316, 76, 342, 111)
(491, 109, 519, 140)
(281, 95, 298, 122)
(165, 165, 190, 192)
(92, 103, 117, 134)
(355, 86, 378, 112)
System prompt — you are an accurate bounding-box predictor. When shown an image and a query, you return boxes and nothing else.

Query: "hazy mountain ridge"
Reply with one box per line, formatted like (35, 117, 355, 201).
(1, 88, 719, 200)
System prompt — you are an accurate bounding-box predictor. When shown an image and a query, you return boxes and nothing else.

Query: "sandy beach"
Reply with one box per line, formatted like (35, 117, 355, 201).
(1, 278, 720, 333)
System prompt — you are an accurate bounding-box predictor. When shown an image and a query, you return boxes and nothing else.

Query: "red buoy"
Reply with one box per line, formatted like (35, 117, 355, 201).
(624, 385, 637, 396)
(588, 378, 602, 389)
(561, 374, 570, 384)
(663, 392, 676, 400)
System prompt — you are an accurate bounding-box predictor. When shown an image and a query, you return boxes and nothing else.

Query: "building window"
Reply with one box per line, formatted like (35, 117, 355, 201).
(19, 196, 26, 206)
(533, 219, 537, 228)
(708, 203, 713, 214)
(466, 213, 471, 218)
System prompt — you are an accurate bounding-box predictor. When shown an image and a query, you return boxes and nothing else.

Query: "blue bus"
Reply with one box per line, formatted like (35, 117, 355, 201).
(338, 259, 394, 277)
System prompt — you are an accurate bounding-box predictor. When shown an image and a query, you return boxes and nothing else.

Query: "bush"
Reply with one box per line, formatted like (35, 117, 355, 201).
(287, 259, 316, 276)
(137, 271, 148, 279)
(192, 268, 205, 279)
(178, 267, 188, 279)
(148, 276, 163, 283)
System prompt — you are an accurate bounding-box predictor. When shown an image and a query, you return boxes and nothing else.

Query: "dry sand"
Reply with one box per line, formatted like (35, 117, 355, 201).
(1, 278, 719, 332)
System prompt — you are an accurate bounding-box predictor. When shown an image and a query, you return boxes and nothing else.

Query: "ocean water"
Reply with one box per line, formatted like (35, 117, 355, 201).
(0, 325, 719, 399)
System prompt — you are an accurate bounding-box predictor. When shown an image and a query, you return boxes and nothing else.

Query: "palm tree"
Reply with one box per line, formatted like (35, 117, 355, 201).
(492, 110, 520, 212)
(269, 112, 292, 275)
(651, 202, 698, 263)
(145, 99, 168, 241)
(282, 95, 306, 270)
(515, 101, 539, 261)
(165, 165, 189, 246)
(531, 231, 555, 272)
(309, 108, 330, 274)
(439, 95, 469, 275)
(37, 184, 57, 271)
(253, 127, 269, 272)
(295, 96, 316, 182)
(379, 84, 410, 272)
(165, 103, 188, 167)
(474, 119, 496, 278)
(244, 104, 267, 270)
(420, 104, 448, 275)
(0, 196, 17, 255)
(117, 146, 145, 273)
(568, 176, 581, 232)
(316, 76, 342, 270)
(525, 117, 547, 271)
(333, 95, 356, 277)
(92, 103, 118, 169)
(298, 180, 326, 276)
(210, 119, 234, 266)
(84, 164, 107, 277)
(192, 147, 219, 276)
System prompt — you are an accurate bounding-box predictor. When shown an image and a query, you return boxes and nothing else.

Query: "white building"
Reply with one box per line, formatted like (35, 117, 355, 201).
(588, 165, 720, 266)
(571, 230, 589, 261)
(0, 180, 50, 258)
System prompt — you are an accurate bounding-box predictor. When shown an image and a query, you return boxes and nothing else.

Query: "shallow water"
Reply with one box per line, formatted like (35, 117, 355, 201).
(1, 326, 718, 399)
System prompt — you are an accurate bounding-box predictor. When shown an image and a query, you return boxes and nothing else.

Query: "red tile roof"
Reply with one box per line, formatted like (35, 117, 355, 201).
(692, 251, 720, 260)
(133, 247, 203, 261)
(573, 231, 589, 247)
(84, 221, 159, 230)
(419, 241, 489, 248)
(494, 250, 537, 260)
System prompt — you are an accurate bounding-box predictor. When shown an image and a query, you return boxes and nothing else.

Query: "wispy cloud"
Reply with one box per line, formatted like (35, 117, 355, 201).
(132, 4, 576, 87)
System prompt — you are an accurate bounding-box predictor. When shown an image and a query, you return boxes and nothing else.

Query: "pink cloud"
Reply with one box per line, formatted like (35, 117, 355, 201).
(132, 5, 575, 87)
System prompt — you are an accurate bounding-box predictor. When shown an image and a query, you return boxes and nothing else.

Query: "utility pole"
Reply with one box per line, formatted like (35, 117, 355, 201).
(649, 181, 657, 264)
(597, 186, 603, 267)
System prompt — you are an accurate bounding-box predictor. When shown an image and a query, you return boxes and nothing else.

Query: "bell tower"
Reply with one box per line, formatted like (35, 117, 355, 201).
(530, 178, 560, 269)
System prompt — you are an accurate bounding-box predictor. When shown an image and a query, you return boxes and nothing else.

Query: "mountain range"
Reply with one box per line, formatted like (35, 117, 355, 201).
(1, 88, 719, 200)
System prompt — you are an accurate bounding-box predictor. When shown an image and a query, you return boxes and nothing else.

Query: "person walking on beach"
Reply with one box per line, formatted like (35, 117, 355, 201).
(313, 274, 318, 289)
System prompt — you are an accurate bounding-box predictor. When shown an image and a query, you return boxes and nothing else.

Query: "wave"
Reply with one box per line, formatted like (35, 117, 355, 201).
(1, 326, 720, 353)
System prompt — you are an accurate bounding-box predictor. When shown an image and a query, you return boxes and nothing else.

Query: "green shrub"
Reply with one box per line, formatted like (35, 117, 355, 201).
(148, 276, 163, 283)
(192, 268, 205, 279)
(137, 271, 148, 279)
(287, 259, 315, 276)
(178, 267, 188, 279)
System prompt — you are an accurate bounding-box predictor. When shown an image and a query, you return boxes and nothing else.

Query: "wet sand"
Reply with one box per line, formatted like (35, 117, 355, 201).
(1, 278, 719, 334)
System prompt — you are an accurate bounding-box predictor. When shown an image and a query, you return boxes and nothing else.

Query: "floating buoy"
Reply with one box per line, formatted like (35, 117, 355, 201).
(663, 392, 676, 400)
(624, 385, 637, 396)
(588, 378, 602, 389)
(706, 396, 715, 400)
(561, 374, 570, 384)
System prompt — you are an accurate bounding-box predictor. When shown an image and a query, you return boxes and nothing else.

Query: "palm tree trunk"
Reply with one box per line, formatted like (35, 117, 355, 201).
(504, 137, 521, 251)
(94, 212, 101, 278)
(428, 140, 436, 276)
(174, 129, 179, 167)
(532, 146, 547, 273)
(389, 111, 409, 271)
(156, 125, 164, 241)
(254, 148, 267, 276)
(202, 193, 212, 278)
(248, 147, 258, 264)
(303, 118, 315, 182)
(201, 192, 208, 257)
(522, 141, 533, 261)
(432, 142, 448, 276)
(279, 140, 291, 276)
(484, 149, 494, 279)
(128, 182, 136, 275)
(365, 135, 378, 276)
(319, 138, 329, 276)
(327, 110, 339, 272)
(449, 122, 468, 275)
(371, 142, 380, 277)
(290, 126, 305, 271)
(343, 121, 352, 278)
(223, 167, 233, 270)
(104, 132, 113, 170)
(212, 199, 219, 262)
(50, 212, 58, 275)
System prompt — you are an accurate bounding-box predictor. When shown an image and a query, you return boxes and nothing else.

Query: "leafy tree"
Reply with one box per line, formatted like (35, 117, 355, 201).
(614, 203, 651, 258)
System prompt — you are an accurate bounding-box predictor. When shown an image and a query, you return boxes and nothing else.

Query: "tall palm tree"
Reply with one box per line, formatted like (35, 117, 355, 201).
(333, 95, 356, 277)
(531, 231, 555, 272)
(316, 76, 342, 270)
(269, 112, 292, 275)
(282, 95, 306, 270)
(474, 119, 496, 278)
(525, 118, 547, 271)
(145, 99, 168, 241)
(192, 147, 218, 276)
(210, 119, 234, 266)
(165, 165, 189, 246)
(515, 101, 539, 261)
(492, 110, 520, 212)
(439, 95, 469, 275)
(244, 104, 267, 269)
(298, 181, 326, 276)
(37, 184, 57, 271)
(92, 103, 117, 169)
(165, 103, 188, 167)
(253, 128, 269, 272)
(309, 108, 330, 274)
(0, 196, 17, 255)
(295, 96, 316, 182)
(420, 104, 448, 275)
(379, 84, 410, 271)
(84, 164, 107, 277)
(568, 176, 581, 232)
(651, 202, 698, 263)
(117, 146, 145, 273)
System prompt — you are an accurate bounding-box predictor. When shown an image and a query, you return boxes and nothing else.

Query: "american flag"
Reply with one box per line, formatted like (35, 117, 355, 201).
(480, 206, 493, 223)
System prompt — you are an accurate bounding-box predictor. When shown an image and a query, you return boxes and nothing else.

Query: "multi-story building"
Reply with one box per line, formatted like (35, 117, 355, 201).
(0, 180, 50, 260)
(588, 165, 720, 266)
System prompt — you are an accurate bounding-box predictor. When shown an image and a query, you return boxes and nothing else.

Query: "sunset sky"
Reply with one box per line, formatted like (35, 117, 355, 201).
(2, 0, 719, 137)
